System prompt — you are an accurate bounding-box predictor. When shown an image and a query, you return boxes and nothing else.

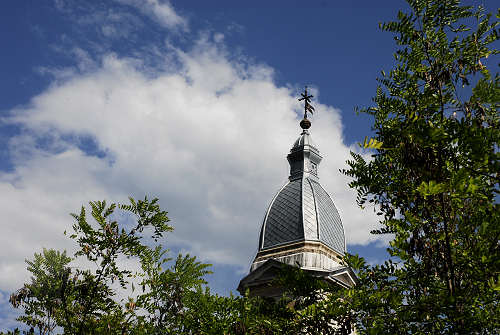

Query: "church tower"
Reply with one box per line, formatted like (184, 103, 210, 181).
(238, 88, 356, 297)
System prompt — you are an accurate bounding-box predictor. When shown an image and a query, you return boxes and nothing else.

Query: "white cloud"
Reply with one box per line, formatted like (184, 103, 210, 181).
(1, 38, 381, 298)
(116, 0, 188, 31)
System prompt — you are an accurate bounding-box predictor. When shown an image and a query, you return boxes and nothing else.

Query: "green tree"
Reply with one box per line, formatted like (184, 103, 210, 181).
(340, 0, 499, 333)
(10, 249, 71, 335)
(134, 246, 212, 334)
(8, 197, 251, 335)
(9, 197, 174, 334)
(62, 197, 173, 334)
(273, 265, 354, 335)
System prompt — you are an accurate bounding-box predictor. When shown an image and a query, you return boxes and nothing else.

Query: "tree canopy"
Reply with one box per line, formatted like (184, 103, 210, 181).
(341, 0, 499, 333)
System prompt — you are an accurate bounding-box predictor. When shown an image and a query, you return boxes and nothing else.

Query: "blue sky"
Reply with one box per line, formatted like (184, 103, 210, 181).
(0, 0, 496, 330)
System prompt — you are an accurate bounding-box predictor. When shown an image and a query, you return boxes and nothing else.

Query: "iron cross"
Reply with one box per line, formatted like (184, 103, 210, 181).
(298, 86, 315, 119)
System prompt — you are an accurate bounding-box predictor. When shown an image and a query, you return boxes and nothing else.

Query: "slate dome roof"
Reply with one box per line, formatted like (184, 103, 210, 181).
(258, 130, 346, 255)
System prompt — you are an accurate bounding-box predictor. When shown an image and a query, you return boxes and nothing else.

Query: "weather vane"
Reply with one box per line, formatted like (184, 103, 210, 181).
(298, 86, 315, 130)
(298, 86, 315, 119)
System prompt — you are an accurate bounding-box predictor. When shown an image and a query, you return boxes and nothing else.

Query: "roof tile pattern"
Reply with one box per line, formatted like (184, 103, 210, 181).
(261, 177, 345, 255)
(262, 180, 303, 248)
(259, 129, 346, 255)
(310, 179, 345, 254)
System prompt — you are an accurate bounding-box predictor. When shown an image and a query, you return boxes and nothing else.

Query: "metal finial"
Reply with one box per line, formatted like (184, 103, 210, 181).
(298, 86, 315, 129)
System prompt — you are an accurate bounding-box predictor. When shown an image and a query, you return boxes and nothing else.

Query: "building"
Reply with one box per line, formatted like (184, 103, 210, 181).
(238, 89, 357, 298)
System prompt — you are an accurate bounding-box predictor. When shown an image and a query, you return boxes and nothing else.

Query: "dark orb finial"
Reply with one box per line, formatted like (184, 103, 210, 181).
(300, 118, 311, 129)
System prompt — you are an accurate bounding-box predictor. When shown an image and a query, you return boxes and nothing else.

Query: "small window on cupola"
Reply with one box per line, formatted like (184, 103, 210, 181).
(311, 162, 317, 176)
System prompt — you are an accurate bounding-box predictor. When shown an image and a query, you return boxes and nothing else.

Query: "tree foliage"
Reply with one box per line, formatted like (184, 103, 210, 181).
(9, 249, 72, 335)
(6, 197, 308, 335)
(9, 197, 176, 334)
(340, 0, 499, 333)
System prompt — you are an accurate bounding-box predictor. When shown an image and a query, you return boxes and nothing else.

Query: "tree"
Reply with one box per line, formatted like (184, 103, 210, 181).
(62, 197, 173, 334)
(135, 246, 212, 334)
(10, 249, 72, 335)
(340, 0, 499, 333)
(8, 196, 291, 335)
(9, 197, 175, 334)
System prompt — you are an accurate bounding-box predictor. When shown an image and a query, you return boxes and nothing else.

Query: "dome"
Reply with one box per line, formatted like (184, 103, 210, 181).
(258, 129, 346, 255)
(259, 177, 346, 255)
(239, 93, 357, 297)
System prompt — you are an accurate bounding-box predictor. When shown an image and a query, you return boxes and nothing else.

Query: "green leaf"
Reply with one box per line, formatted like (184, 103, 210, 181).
(360, 136, 384, 149)
(417, 180, 446, 198)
